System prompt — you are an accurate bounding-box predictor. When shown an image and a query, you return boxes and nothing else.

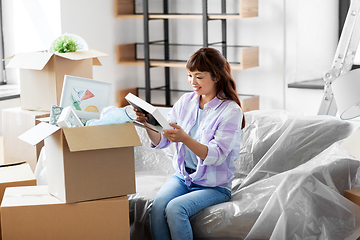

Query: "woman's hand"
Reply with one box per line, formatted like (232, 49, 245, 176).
(134, 108, 148, 123)
(134, 108, 161, 146)
(165, 122, 208, 159)
(163, 122, 189, 143)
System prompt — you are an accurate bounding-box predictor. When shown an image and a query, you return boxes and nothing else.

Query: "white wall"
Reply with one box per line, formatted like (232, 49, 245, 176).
(60, 0, 140, 107)
(3, 0, 61, 85)
(59, 0, 338, 114)
(1, 0, 339, 129)
(284, 0, 338, 115)
(1, 0, 61, 135)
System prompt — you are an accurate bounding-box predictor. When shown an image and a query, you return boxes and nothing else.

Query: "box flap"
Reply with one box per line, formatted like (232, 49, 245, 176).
(341, 127, 360, 160)
(0, 161, 27, 168)
(18, 122, 60, 146)
(93, 58, 102, 66)
(0, 163, 35, 184)
(63, 122, 141, 152)
(55, 49, 108, 61)
(6, 52, 53, 70)
(1, 186, 63, 207)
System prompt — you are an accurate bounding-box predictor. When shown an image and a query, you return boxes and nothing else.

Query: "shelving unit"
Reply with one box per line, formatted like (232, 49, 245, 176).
(116, 0, 259, 106)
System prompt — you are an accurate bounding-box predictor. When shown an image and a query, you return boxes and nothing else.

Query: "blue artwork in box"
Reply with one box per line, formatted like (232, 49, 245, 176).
(50, 104, 87, 126)
(49, 105, 63, 126)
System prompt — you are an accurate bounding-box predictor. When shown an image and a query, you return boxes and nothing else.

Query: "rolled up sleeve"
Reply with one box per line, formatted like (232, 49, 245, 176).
(202, 106, 243, 166)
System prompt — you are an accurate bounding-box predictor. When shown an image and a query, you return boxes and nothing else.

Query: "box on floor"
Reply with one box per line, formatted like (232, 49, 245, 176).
(19, 122, 141, 203)
(0, 162, 36, 240)
(1, 186, 130, 240)
(6, 50, 107, 111)
(2, 107, 50, 171)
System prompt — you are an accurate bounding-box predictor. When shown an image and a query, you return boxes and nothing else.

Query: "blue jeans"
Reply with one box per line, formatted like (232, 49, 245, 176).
(149, 175, 231, 240)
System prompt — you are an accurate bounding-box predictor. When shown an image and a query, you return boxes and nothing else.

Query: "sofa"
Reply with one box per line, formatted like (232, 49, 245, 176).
(129, 109, 360, 240)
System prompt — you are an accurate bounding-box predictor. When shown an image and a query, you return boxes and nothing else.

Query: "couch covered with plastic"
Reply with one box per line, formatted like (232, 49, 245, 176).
(129, 109, 360, 240)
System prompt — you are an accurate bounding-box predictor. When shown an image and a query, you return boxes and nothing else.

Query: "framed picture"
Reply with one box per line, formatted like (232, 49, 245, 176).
(60, 75, 112, 120)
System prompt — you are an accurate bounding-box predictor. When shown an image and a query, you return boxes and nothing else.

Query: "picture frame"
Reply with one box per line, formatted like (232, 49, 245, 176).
(60, 75, 112, 120)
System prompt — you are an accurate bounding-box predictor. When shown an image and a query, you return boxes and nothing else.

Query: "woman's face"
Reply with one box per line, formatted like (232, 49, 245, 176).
(187, 70, 217, 103)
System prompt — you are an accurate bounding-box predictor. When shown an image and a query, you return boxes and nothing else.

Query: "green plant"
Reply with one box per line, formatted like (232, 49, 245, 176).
(51, 35, 80, 53)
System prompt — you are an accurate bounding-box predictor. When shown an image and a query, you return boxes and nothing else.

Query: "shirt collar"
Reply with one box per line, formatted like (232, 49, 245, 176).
(190, 92, 224, 110)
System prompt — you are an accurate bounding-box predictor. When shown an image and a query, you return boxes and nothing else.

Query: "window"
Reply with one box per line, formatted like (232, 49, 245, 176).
(0, 0, 61, 100)
(0, 0, 6, 85)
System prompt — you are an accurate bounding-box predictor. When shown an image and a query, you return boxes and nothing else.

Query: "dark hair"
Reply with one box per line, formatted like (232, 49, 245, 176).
(186, 47, 245, 129)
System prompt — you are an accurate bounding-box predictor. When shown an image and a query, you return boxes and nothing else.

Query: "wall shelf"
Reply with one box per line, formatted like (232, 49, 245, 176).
(115, 0, 258, 19)
(137, 87, 259, 112)
(116, 0, 259, 106)
(116, 43, 259, 70)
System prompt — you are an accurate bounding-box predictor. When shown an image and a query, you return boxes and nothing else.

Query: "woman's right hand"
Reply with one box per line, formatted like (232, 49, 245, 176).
(134, 108, 148, 124)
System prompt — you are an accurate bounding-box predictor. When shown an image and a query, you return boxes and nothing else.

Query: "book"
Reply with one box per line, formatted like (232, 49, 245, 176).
(125, 93, 172, 129)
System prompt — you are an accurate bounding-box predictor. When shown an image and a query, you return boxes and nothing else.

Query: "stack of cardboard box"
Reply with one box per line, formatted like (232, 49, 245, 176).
(1, 121, 141, 239)
(1, 50, 141, 239)
(0, 162, 37, 240)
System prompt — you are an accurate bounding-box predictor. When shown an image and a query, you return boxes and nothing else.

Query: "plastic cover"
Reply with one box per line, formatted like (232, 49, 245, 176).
(34, 109, 359, 239)
(129, 109, 360, 240)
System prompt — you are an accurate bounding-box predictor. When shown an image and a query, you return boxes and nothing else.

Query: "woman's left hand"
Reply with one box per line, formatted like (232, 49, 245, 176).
(163, 122, 188, 143)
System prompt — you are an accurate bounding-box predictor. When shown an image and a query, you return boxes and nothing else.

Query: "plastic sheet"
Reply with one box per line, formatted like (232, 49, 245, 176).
(34, 146, 47, 186)
(191, 144, 360, 240)
(129, 110, 358, 240)
(34, 109, 359, 239)
(86, 106, 136, 126)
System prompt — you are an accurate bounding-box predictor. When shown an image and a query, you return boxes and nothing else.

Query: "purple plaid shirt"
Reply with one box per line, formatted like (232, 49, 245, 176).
(153, 92, 243, 190)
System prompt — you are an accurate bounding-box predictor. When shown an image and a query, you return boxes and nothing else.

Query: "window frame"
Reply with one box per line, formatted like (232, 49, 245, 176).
(0, 0, 6, 85)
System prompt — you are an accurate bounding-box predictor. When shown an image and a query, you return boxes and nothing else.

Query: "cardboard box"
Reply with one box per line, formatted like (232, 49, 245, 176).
(1, 186, 130, 240)
(19, 122, 141, 203)
(344, 188, 360, 240)
(6, 50, 107, 111)
(0, 162, 36, 205)
(344, 188, 360, 206)
(2, 107, 49, 171)
(0, 162, 36, 240)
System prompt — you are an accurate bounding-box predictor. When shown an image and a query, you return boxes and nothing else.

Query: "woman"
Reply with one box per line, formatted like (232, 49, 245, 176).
(135, 47, 245, 240)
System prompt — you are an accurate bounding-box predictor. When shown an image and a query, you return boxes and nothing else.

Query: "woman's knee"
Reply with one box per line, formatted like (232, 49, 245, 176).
(165, 199, 187, 219)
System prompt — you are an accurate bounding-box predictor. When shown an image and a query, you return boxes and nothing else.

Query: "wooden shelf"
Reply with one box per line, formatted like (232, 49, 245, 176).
(135, 87, 259, 111)
(115, 0, 258, 19)
(117, 44, 259, 70)
(116, 0, 259, 106)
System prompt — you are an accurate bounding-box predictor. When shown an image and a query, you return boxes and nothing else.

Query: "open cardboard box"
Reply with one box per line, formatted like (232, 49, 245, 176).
(1, 186, 130, 240)
(6, 50, 108, 111)
(19, 122, 141, 203)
